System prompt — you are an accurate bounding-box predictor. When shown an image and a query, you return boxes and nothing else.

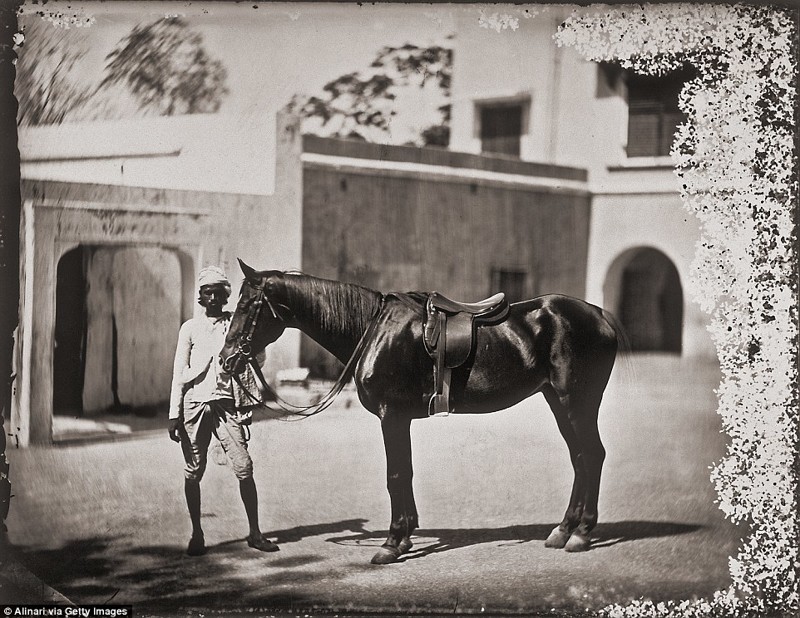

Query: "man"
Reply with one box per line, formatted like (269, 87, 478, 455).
(168, 265, 279, 556)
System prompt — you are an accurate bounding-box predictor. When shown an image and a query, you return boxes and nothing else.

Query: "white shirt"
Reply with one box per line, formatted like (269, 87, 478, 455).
(169, 313, 234, 420)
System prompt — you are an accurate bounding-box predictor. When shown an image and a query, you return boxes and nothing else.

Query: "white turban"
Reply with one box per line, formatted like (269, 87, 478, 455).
(198, 266, 231, 294)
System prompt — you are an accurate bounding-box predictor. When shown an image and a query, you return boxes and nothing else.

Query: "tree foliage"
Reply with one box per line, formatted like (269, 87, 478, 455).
(15, 17, 94, 126)
(99, 17, 228, 116)
(15, 15, 229, 125)
(292, 41, 452, 146)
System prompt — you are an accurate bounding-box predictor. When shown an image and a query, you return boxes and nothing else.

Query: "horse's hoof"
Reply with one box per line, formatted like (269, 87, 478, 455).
(564, 531, 590, 552)
(371, 546, 401, 565)
(398, 538, 414, 554)
(544, 526, 570, 549)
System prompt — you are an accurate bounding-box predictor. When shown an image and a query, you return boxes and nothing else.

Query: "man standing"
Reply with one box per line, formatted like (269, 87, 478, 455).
(168, 265, 279, 556)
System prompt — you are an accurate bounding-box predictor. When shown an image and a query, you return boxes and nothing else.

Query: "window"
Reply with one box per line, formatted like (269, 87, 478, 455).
(491, 268, 527, 304)
(479, 103, 524, 157)
(626, 67, 693, 157)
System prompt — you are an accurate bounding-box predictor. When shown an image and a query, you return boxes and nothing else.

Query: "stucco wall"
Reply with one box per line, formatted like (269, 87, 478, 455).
(587, 188, 715, 359)
(449, 10, 571, 162)
(300, 138, 591, 377)
(449, 9, 713, 360)
(449, 8, 629, 180)
(14, 112, 304, 445)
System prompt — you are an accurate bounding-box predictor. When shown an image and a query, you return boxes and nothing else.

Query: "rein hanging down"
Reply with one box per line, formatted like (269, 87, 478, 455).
(227, 285, 385, 420)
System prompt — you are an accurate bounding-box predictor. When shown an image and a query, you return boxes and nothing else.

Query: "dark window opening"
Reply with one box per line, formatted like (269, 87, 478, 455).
(491, 268, 527, 304)
(480, 104, 523, 157)
(626, 67, 694, 157)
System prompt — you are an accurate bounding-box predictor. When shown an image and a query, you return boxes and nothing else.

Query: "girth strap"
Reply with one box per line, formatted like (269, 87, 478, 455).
(430, 311, 450, 417)
(424, 292, 510, 417)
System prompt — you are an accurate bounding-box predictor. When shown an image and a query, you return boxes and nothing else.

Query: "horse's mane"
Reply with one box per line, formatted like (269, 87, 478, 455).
(281, 272, 384, 341)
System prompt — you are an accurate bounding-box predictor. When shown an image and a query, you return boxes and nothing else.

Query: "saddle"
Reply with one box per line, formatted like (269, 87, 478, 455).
(423, 291, 509, 416)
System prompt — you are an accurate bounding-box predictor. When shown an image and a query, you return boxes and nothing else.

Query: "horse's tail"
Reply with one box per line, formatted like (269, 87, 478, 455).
(601, 308, 636, 383)
(601, 308, 631, 355)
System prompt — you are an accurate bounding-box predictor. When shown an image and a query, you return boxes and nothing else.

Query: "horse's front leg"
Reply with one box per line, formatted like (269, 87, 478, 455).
(371, 409, 418, 565)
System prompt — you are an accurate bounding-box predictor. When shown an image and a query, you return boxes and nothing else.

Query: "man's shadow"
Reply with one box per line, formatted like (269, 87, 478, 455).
(323, 520, 703, 560)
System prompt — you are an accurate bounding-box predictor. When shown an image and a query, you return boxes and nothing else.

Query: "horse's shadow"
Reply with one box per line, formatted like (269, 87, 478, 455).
(266, 518, 373, 545)
(323, 520, 703, 560)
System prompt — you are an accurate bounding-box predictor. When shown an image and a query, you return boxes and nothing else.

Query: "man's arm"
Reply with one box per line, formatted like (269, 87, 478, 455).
(169, 321, 193, 421)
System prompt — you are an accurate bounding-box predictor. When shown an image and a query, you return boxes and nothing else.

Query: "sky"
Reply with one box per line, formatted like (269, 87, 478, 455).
(16, 1, 480, 142)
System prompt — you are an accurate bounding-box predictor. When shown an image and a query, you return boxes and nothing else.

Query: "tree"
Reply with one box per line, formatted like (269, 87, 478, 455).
(14, 17, 94, 126)
(15, 15, 229, 124)
(99, 17, 228, 116)
(292, 40, 453, 146)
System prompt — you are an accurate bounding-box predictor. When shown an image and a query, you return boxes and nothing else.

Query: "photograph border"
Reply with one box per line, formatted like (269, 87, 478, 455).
(3, 2, 798, 616)
(557, 3, 798, 616)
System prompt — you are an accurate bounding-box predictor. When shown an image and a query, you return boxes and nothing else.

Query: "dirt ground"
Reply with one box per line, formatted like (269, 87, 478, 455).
(3, 355, 745, 616)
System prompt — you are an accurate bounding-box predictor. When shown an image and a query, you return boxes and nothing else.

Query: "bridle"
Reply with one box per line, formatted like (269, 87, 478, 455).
(220, 281, 278, 376)
(221, 280, 385, 419)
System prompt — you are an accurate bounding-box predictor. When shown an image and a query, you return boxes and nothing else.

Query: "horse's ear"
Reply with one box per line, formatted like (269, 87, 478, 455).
(238, 258, 258, 282)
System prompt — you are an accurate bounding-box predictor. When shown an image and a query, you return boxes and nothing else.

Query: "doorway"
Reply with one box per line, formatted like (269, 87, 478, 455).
(605, 247, 683, 353)
(53, 245, 184, 417)
(53, 247, 88, 415)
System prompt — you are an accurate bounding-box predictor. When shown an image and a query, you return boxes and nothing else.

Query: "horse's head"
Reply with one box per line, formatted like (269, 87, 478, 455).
(220, 259, 287, 375)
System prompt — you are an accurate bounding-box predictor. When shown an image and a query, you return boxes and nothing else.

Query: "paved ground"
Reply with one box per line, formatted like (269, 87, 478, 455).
(3, 355, 744, 616)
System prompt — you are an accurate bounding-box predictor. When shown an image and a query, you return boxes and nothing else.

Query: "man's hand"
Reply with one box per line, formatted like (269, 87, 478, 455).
(168, 418, 184, 443)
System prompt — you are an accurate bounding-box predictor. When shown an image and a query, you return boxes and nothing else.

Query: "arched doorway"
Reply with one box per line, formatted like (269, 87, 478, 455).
(53, 247, 88, 415)
(53, 245, 185, 417)
(604, 247, 683, 353)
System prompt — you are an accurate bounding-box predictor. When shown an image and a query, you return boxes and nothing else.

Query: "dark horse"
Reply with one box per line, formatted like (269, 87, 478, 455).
(221, 261, 625, 564)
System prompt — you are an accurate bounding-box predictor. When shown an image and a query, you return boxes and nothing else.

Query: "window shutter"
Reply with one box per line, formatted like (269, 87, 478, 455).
(627, 101, 663, 157)
(491, 268, 526, 303)
(626, 67, 692, 157)
(480, 105, 523, 157)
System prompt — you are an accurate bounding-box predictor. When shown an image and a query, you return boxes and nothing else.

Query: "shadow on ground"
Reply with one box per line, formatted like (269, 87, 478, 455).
(326, 520, 703, 561)
(13, 518, 705, 609)
(14, 518, 373, 611)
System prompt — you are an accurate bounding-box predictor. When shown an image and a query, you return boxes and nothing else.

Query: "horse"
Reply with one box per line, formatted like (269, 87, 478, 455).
(220, 260, 625, 565)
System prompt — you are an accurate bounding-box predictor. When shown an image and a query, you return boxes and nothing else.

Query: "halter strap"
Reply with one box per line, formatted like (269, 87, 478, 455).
(221, 284, 278, 374)
(230, 294, 385, 420)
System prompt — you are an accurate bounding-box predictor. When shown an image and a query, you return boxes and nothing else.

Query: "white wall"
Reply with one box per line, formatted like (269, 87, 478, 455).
(20, 114, 277, 196)
(450, 10, 566, 161)
(16, 110, 304, 444)
(450, 8, 632, 179)
(448, 8, 714, 358)
(587, 190, 716, 359)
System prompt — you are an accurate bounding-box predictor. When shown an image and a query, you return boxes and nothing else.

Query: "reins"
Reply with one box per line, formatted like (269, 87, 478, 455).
(229, 291, 385, 420)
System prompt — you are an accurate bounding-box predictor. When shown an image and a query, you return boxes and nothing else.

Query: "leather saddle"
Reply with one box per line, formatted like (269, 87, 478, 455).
(423, 291, 509, 416)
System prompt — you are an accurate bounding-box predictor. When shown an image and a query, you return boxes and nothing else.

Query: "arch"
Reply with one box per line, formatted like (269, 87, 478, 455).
(53, 246, 88, 415)
(603, 246, 683, 353)
(53, 244, 192, 418)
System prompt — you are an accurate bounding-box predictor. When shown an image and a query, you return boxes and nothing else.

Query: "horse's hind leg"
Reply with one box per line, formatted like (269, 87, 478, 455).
(542, 385, 586, 549)
(563, 400, 605, 552)
(543, 386, 606, 552)
(372, 410, 418, 565)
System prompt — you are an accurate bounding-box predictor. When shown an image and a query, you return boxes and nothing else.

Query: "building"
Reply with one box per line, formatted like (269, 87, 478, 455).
(448, 8, 714, 359)
(300, 136, 591, 376)
(11, 6, 714, 445)
(14, 111, 304, 446)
